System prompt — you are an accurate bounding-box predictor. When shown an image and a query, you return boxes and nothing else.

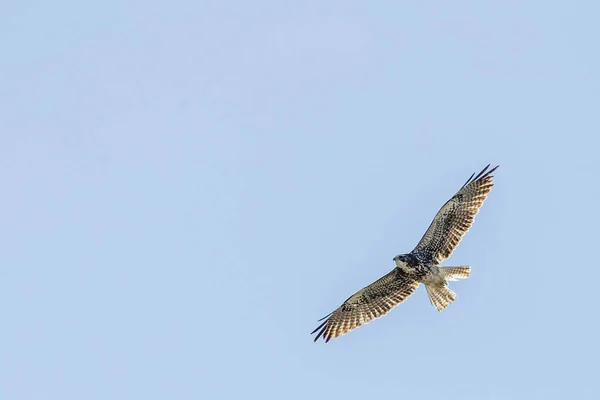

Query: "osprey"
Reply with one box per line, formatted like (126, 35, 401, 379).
(312, 164, 498, 343)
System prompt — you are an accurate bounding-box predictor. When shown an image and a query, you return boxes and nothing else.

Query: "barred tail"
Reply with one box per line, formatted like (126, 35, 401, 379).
(425, 266, 470, 311)
(439, 266, 470, 281)
(425, 284, 457, 312)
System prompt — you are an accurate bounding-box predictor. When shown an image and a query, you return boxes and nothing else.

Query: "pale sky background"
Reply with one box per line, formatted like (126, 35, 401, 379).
(2, 2, 600, 399)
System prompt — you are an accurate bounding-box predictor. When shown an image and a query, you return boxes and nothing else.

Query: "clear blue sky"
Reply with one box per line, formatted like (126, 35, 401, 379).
(2, 2, 599, 399)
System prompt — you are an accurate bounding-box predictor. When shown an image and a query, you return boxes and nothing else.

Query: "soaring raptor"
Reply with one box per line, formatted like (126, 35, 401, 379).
(312, 164, 498, 343)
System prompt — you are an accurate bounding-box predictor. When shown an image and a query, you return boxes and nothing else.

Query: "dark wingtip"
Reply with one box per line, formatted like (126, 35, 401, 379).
(478, 164, 499, 181)
(312, 322, 327, 342)
(311, 311, 333, 342)
(317, 311, 334, 322)
(473, 164, 491, 181)
(311, 319, 328, 335)
(461, 172, 476, 188)
(463, 164, 499, 187)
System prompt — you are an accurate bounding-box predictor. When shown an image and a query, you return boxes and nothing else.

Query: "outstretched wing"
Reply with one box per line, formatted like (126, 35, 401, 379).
(411, 164, 498, 264)
(311, 268, 419, 343)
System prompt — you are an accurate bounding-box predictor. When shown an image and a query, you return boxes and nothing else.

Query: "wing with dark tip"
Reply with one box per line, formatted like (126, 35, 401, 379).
(311, 268, 419, 343)
(411, 164, 498, 264)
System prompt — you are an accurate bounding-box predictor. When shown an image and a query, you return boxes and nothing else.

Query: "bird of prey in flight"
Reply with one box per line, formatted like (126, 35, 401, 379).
(312, 164, 498, 343)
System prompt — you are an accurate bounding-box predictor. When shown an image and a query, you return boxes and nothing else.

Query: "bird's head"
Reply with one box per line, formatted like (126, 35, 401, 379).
(393, 254, 414, 271)
(393, 254, 407, 263)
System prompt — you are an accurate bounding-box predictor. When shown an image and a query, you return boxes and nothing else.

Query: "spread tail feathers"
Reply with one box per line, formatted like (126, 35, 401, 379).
(425, 266, 469, 311)
(439, 266, 470, 281)
(425, 284, 457, 312)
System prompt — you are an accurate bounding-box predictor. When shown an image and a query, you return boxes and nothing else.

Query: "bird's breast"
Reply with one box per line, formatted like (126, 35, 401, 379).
(395, 260, 428, 277)
(399, 263, 417, 274)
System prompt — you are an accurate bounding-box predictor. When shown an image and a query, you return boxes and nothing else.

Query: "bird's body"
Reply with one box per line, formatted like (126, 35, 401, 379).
(312, 165, 498, 343)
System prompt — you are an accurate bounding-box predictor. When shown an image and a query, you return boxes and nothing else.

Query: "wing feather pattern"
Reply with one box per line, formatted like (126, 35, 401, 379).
(311, 269, 419, 343)
(411, 164, 498, 264)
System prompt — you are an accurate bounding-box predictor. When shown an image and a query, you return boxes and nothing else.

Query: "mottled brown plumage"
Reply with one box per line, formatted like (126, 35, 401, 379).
(411, 165, 498, 264)
(312, 165, 498, 343)
(311, 269, 419, 343)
